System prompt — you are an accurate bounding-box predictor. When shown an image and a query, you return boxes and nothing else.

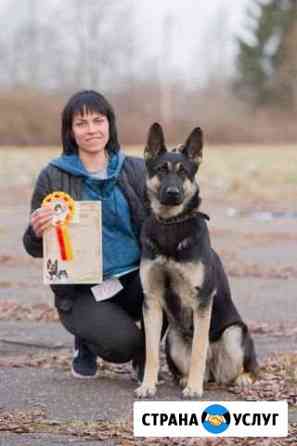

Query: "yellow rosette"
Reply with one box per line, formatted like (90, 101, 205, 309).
(42, 192, 75, 261)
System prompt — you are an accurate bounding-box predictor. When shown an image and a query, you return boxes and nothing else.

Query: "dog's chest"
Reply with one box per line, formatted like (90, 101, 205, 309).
(142, 255, 205, 312)
(155, 229, 191, 259)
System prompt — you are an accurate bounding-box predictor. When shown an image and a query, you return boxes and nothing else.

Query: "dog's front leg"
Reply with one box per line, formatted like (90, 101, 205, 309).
(135, 299, 163, 398)
(183, 302, 212, 398)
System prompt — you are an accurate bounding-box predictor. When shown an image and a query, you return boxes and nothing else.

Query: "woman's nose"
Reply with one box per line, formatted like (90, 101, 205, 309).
(87, 122, 96, 132)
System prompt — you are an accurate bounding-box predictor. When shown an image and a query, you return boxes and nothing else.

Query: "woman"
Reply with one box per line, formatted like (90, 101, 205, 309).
(23, 90, 147, 379)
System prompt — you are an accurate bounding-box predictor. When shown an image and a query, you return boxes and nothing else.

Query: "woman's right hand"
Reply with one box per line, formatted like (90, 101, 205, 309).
(31, 207, 54, 238)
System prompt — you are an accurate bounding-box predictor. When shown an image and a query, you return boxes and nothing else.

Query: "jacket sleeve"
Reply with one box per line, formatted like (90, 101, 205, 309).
(22, 167, 52, 258)
(119, 156, 147, 239)
(130, 157, 146, 202)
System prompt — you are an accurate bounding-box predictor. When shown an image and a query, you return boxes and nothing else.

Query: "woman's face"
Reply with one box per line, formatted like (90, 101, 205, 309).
(71, 108, 109, 155)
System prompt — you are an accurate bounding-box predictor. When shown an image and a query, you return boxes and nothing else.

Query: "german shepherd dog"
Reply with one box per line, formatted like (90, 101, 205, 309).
(135, 123, 258, 398)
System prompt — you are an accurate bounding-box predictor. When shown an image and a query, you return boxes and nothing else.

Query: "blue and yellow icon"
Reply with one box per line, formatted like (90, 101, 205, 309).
(201, 404, 231, 434)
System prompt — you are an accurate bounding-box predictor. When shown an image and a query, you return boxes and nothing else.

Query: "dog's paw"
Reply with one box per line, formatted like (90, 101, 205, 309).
(234, 372, 254, 387)
(135, 383, 157, 398)
(182, 385, 203, 399)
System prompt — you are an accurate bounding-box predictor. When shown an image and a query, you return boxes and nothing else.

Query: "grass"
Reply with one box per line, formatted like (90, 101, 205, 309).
(1, 144, 296, 205)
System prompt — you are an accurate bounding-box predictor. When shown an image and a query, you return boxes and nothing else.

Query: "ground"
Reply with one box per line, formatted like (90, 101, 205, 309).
(0, 145, 296, 445)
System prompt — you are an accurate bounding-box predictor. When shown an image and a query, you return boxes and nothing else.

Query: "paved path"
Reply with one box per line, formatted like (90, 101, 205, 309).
(0, 200, 296, 444)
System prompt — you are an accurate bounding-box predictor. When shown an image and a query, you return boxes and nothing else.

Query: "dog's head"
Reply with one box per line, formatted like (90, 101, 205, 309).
(47, 259, 58, 275)
(144, 123, 203, 217)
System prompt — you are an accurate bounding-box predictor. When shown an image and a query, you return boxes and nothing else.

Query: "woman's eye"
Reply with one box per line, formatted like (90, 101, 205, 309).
(95, 118, 106, 124)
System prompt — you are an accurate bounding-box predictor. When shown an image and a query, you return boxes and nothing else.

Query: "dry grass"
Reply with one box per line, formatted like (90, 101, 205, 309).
(1, 145, 296, 206)
(198, 145, 297, 206)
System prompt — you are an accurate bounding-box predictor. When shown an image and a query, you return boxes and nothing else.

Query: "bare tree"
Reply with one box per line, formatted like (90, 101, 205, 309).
(0, 0, 137, 92)
(63, 0, 137, 91)
(199, 3, 233, 85)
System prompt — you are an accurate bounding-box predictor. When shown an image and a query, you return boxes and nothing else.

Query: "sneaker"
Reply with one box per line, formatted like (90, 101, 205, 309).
(71, 337, 97, 379)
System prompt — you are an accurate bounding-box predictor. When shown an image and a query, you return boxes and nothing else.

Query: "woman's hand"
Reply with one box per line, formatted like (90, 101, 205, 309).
(31, 207, 54, 238)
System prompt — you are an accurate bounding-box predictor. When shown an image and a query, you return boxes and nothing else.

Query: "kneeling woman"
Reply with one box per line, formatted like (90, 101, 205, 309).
(23, 90, 146, 378)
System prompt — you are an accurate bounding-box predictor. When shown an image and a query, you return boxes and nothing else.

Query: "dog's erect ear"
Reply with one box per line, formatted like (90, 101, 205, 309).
(181, 127, 203, 165)
(144, 122, 166, 161)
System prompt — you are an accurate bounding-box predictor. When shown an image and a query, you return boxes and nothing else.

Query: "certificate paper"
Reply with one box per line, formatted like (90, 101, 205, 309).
(43, 201, 102, 284)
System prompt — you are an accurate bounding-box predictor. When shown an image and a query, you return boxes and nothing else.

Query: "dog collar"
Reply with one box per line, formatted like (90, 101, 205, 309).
(154, 211, 210, 225)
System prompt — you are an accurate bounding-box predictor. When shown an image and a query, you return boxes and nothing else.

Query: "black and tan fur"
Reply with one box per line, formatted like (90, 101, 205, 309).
(135, 123, 258, 398)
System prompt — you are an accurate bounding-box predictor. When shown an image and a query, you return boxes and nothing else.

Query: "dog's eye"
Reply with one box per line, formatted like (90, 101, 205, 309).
(157, 164, 169, 174)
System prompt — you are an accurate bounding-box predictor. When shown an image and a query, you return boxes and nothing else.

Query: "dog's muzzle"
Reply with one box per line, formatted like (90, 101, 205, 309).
(161, 186, 183, 205)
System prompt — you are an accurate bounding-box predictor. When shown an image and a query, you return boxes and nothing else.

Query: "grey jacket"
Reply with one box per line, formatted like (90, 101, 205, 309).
(23, 156, 146, 258)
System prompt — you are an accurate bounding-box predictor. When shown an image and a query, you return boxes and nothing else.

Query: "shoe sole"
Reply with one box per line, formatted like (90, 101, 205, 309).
(71, 366, 97, 379)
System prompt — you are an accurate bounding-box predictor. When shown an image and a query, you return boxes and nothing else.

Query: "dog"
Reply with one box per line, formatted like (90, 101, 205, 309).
(47, 259, 68, 281)
(135, 123, 258, 398)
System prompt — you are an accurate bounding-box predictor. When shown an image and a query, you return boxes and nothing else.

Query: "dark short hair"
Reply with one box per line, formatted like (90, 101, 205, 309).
(61, 90, 120, 155)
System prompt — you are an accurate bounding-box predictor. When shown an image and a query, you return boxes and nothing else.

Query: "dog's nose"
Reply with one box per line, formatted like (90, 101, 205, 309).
(166, 187, 180, 198)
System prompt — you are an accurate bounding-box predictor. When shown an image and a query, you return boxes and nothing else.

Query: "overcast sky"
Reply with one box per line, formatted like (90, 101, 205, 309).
(133, 0, 251, 83)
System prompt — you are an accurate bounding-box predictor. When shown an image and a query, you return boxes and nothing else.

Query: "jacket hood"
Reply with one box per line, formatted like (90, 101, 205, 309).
(50, 151, 125, 181)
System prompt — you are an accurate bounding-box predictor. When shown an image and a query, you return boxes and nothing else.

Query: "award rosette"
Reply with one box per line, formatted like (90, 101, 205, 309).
(42, 191, 75, 261)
